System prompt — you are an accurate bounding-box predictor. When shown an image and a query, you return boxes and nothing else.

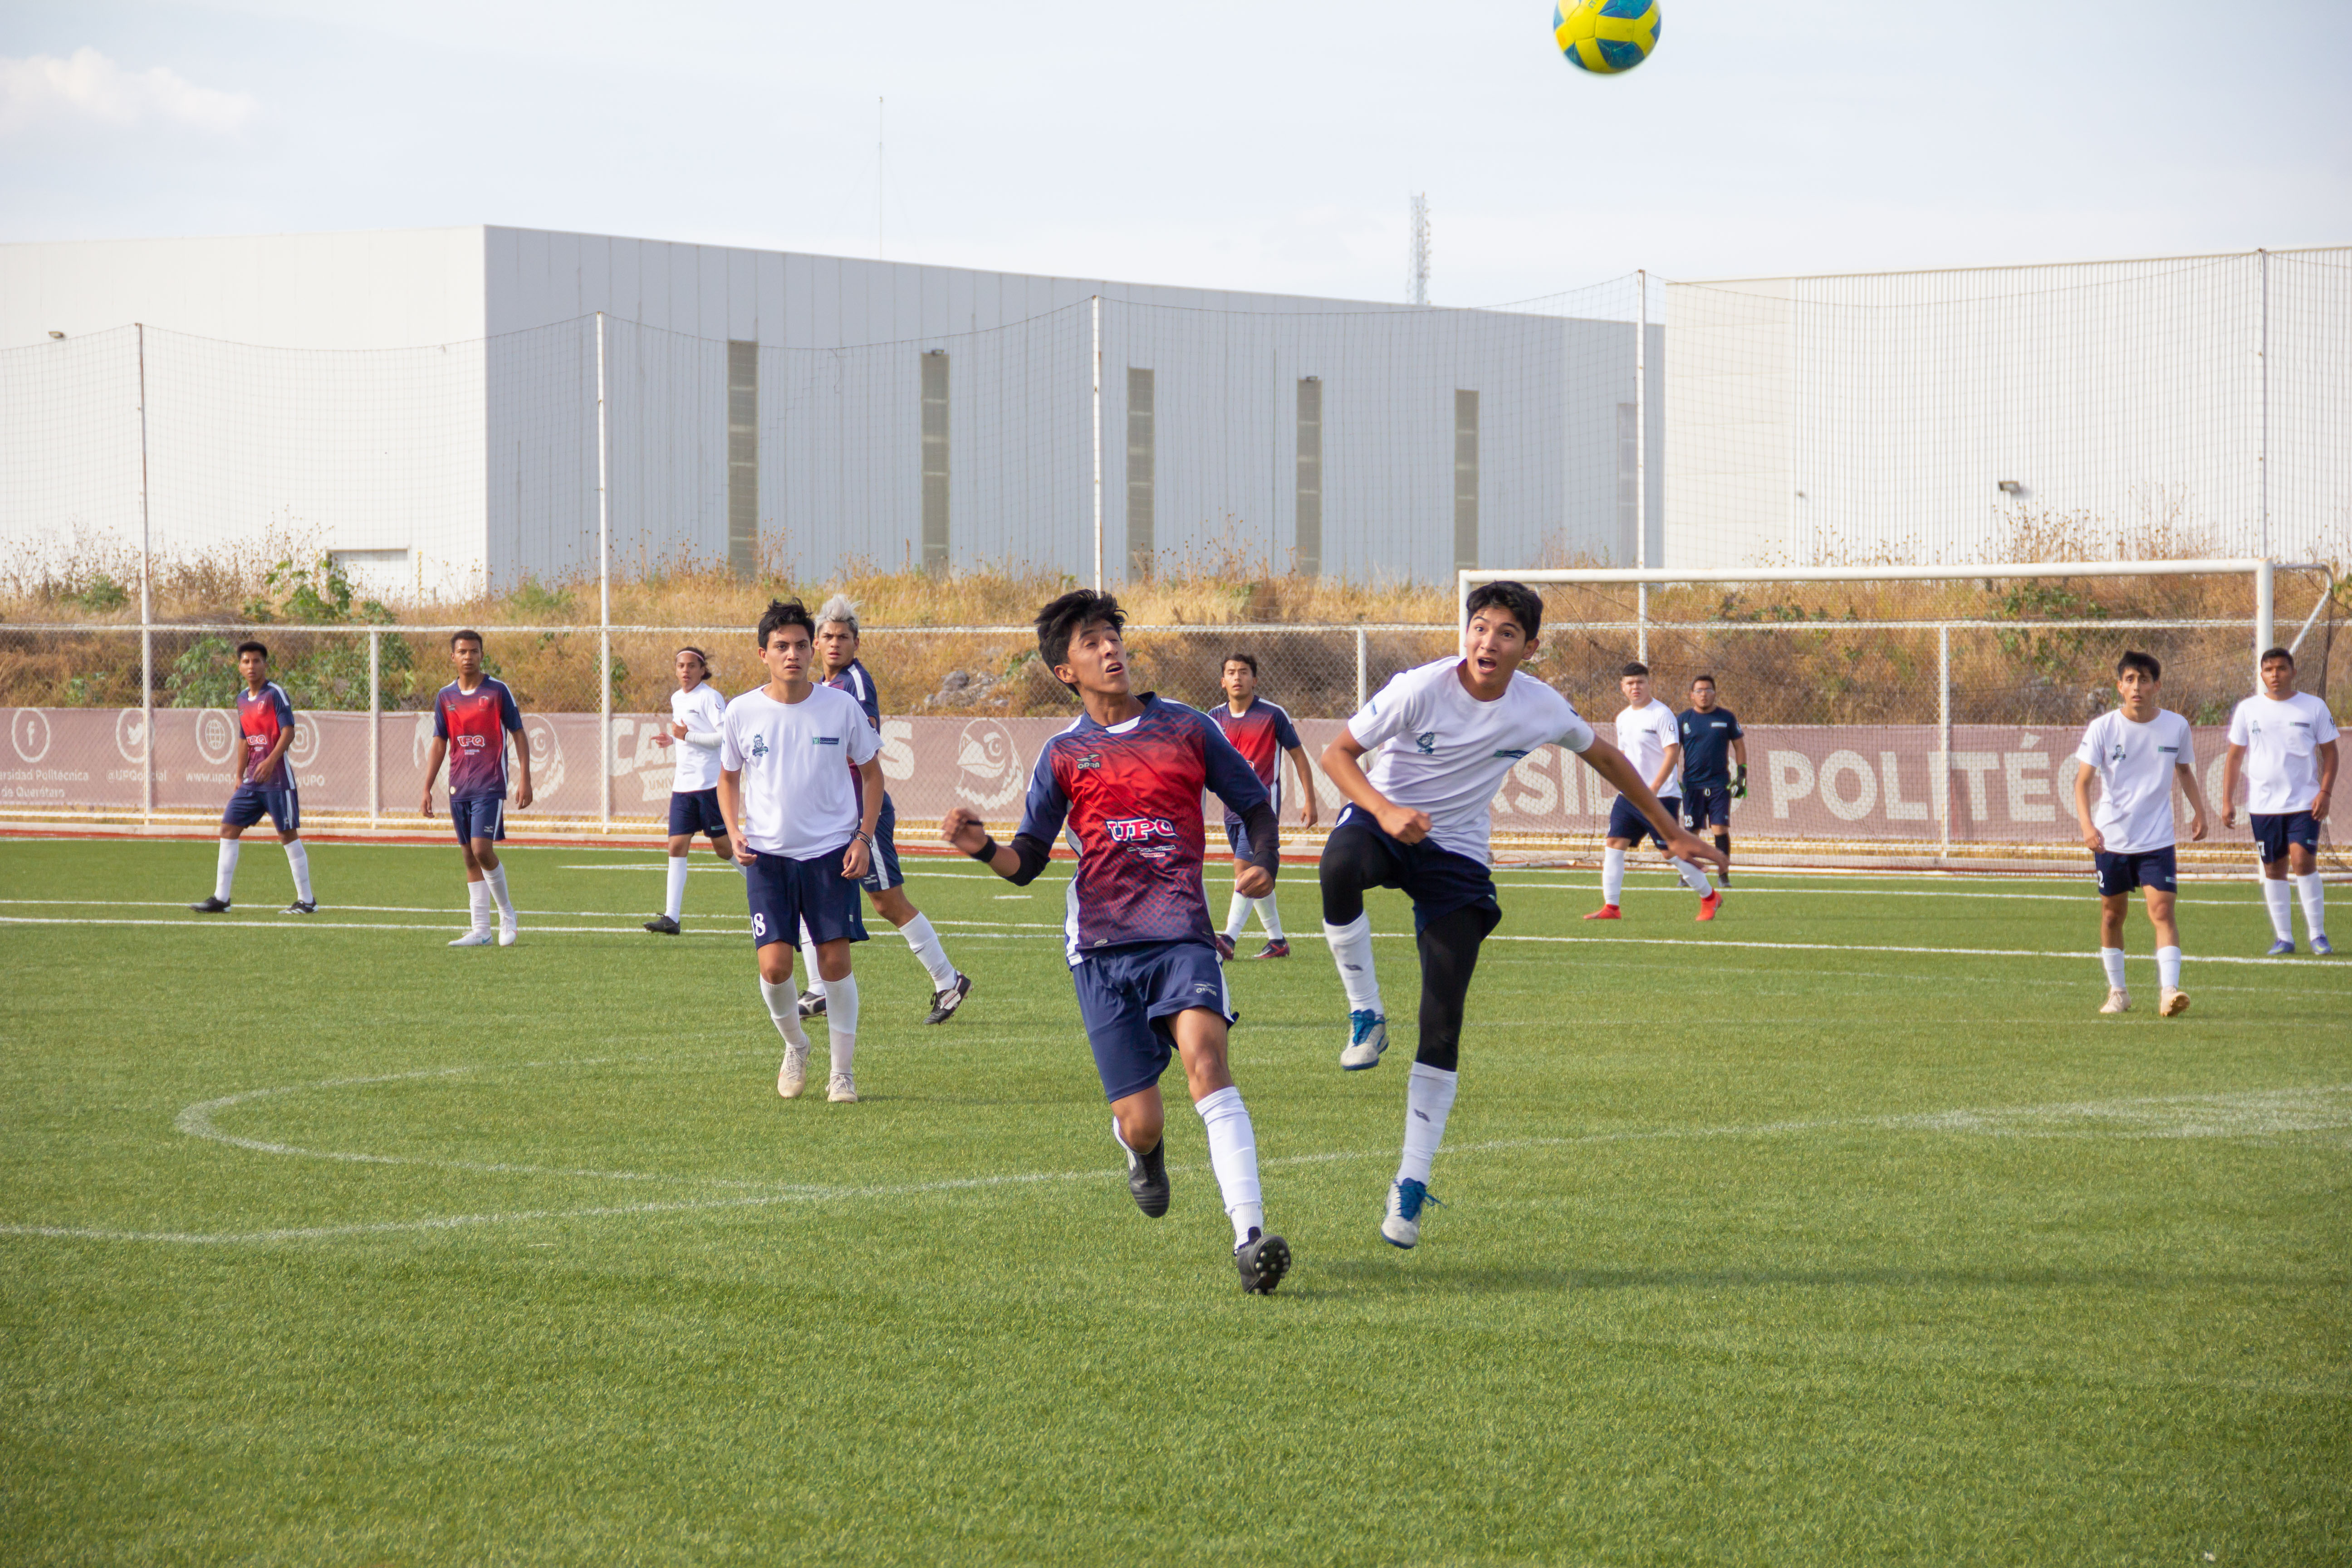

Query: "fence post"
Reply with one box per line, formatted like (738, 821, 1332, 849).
(2254, 559, 2274, 676)
(1355, 627, 1367, 711)
(368, 628, 381, 831)
(137, 322, 153, 823)
(1091, 294, 1103, 592)
(597, 310, 612, 833)
(1937, 624, 1951, 864)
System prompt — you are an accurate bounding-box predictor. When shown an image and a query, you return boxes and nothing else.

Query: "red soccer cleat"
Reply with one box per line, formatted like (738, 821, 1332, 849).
(1697, 890, 1721, 922)
(1583, 904, 1623, 921)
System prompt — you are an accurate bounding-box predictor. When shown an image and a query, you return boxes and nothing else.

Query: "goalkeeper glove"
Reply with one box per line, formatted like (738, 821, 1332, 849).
(1729, 764, 1748, 801)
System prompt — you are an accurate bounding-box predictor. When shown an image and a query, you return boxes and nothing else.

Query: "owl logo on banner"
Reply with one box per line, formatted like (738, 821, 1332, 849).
(955, 720, 1025, 810)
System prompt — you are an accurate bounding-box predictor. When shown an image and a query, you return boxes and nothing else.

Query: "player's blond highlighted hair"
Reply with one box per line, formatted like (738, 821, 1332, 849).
(816, 594, 860, 636)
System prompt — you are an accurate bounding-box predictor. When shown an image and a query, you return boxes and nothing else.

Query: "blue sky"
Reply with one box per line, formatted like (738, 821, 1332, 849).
(3, 0, 2347, 303)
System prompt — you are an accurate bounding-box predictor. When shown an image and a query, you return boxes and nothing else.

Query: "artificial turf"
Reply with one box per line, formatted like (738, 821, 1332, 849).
(1, 836, 2346, 1565)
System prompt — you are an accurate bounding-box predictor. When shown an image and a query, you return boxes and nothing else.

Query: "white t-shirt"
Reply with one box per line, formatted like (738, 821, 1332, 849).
(2225, 691, 2338, 815)
(719, 683, 880, 858)
(2074, 707, 2195, 854)
(1614, 699, 1682, 798)
(668, 682, 729, 794)
(1348, 657, 1596, 866)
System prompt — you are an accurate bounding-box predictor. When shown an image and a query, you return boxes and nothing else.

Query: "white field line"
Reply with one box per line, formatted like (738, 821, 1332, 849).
(5, 1083, 2345, 1247)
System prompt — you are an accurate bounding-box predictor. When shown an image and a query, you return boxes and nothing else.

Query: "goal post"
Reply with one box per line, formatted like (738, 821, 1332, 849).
(1452, 559, 2343, 872)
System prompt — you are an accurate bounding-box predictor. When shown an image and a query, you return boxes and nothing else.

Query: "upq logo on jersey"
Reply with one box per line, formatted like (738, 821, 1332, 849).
(1106, 816, 1179, 843)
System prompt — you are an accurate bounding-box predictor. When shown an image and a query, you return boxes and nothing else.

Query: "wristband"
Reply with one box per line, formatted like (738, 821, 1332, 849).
(855, 829, 874, 846)
(965, 833, 1000, 864)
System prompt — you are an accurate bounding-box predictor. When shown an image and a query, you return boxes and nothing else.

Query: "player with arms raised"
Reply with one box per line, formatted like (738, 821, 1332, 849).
(943, 590, 1292, 1294)
(188, 640, 317, 916)
(2221, 647, 2337, 956)
(1318, 582, 1723, 1250)
(2073, 650, 2211, 1015)
(420, 631, 532, 947)
(1209, 652, 1318, 958)
(644, 647, 736, 935)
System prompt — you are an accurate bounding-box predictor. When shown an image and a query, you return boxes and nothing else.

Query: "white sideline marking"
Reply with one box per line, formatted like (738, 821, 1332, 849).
(3, 1083, 2345, 1247)
(0, 916, 738, 937)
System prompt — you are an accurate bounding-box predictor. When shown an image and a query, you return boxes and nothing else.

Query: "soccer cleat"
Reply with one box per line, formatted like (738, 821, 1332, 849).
(1696, 890, 1722, 922)
(281, 900, 316, 915)
(449, 929, 493, 948)
(1583, 903, 1622, 921)
(826, 1073, 859, 1104)
(1252, 939, 1292, 959)
(189, 896, 231, 913)
(1234, 1228, 1292, 1294)
(2159, 988, 2190, 1018)
(497, 916, 518, 947)
(1340, 1010, 1388, 1071)
(2266, 938, 2295, 956)
(1119, 1121, 1171, 1218)
(777, 1040, 809, 1099)
(644, 915, 681, 936)
(1214, 932, 1237, 962)
(1381, 1178, 1442, 1250)
(924, 971, 973, 1025)
(2314, 936, 2335, 956)
(2098, 988, 2131, 1014)
(796, 989, 827, 1019)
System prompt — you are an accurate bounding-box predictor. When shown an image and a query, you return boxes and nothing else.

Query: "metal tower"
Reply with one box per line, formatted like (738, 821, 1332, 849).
(1408, 193, 1431, 306)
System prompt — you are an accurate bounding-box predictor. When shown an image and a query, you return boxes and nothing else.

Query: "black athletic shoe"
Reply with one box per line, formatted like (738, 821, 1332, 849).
(189, 896, 230, 913)
(1213, 932, 1237, 962)
(282, 900, 316, 915)
(1235, 1228, 1292, 1294)
(643, 914, 681, 936)
(796, 989, 826, 1019)
(1124, 1133, 1171, 1219)
(924, 971, 972, 1024)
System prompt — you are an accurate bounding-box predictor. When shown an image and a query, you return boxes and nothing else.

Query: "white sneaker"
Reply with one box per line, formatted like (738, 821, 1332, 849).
(1381, 1177, 1439, 1250)
(497, 915, 518, 947)
(777, 1040, 809, 1099)
(449, 928, 493, 948)
(2098, 988, 2131, 1014)
(1339, 1010, 1388, 1071)
(2159, 987, 2190, 1018)
(827, 1073, 858, 1104)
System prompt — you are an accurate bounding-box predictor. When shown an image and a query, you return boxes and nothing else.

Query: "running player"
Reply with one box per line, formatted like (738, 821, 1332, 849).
(1588, 662, 1719, 921)
(1209, 652, 1318, 959)
(942, 589, 1292, 1294)
(188, 640, 317, 915)
(719, 599, 884, 1105)
(1318, 581, 1721, 1250)
(419, 631, 531, 947)
(2073, 650, 2211, 1016)
(1676, 674, 1746, 885)
(2220, 647, 2337, 956)
(794, 597, 972, 1023)
(644, 647, 735, 936)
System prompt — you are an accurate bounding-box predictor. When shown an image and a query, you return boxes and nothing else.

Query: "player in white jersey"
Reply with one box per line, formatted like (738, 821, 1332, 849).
(2220, 646, 2337, 956)
(1317, 581, 1725, 1250)
(2072, 650, 2212, 1017)
(717, 600, 885, 1104)
(1588, 662, 1720, 921)
(643, 647, 739, 936)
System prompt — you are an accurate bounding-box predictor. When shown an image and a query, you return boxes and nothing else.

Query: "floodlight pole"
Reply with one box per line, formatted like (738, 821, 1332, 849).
(596, 310, 612, 832)
(1634, 269, 1648, 664)
(136, 322, 153, 823)
(1091, 294, 1104, 591)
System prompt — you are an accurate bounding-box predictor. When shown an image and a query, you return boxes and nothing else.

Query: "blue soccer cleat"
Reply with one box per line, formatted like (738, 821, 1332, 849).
(1381, 1177, 1442, 1249)
(1340, 1010, 1388, 1071)
(2314, 935, 2334, 956)
(2267, 939, 2296, 957)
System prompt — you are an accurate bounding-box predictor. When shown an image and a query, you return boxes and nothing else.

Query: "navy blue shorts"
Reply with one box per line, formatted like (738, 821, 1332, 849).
(1224, 815, 1279, 864)
(1325, 805, 1499, 934)
(1682, 786, 1732, 830)
(1607, 794, 1679, 849)
(2250, 811, 2320, 865)
(669, 788, 728, 841)
(222, 780, 299, 833)
(745, 846, 864, 951)
(2095, 845, 2178, 897)
(451, 795, 505, 844)
(858, 794, 904, 894)
(1071, 940, 1235, 1102)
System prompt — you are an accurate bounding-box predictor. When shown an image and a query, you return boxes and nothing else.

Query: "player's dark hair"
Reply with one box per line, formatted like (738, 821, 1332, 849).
(677, 646, 711, 682)
(1465, 580, 1543, 641)
(2261, 646, 2294, 668)
(1034, 589, 1126, 689)
(1691, 673, 1715, 688)
(1224, 652, 1259, 678)
(1621, 662, 1650, 679)
(2116, 650, 2161, 681)
(757, 598, 816, 649)
(235, 640, 268, 660)
(450, 630, 483, 651)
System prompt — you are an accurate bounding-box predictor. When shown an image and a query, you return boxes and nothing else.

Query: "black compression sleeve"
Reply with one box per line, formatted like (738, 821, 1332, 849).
(1237, 799, 1281, 879)
(1006, 832, 1055, 886)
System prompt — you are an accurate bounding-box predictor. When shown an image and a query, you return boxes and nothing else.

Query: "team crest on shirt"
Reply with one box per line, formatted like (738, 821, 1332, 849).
(1415, 731, 1437, 754)
(748, 734, 769, 760)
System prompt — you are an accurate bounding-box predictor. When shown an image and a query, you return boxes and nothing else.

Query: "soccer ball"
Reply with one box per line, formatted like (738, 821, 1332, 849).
(1554, 0, 1661, 74)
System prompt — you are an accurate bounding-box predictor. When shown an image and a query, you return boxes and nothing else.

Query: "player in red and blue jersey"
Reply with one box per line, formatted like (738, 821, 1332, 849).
(420, 630, 533, 947)
(189, 641, 318, 916)
(1209, 652, 1318, 958)
(944, 589, 1292, 1294)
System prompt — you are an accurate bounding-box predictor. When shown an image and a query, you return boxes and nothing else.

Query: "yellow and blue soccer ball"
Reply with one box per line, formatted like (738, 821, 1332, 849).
(1553, 0, 1661, 74)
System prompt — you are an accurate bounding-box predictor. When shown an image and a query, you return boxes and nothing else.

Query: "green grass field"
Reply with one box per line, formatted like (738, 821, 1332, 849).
(2, 836, 2347, 1565)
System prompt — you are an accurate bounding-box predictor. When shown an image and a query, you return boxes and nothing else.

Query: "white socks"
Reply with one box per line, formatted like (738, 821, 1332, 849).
(1602, 847, 1626, 905)
(799, 931, 824, 992)
(2157, 946, 2183, 990)
(2296, 872, 2327, 940)
(484, 864, 514, 919)
(1225, 890, 1250, 940)
(1193, 1084, 1264, 1245)
(898, 913, 958, 990)
(758, 978, 811, 1049)
(1397, 1063, 1460, 1186)
(2263, 877, 2294, 941)
(1255, 897, 1284, 940)
(213, 840, 240, 902)
(1226, 893, 1286, 941)
(1323, 913, 1382, 1014)
(821, 973, 860, 1076)
(2100, 948, 2127, 990)
(467, 879, 494, 933)
(1672, 857, 1712, 896)
(665, 855, 691, 921)
(283, 841, 312, 902)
